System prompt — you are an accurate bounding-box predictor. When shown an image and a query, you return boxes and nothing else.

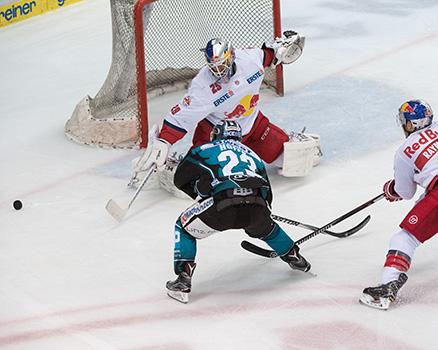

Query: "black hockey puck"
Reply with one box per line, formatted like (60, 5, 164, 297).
(13, 200, 23, 210)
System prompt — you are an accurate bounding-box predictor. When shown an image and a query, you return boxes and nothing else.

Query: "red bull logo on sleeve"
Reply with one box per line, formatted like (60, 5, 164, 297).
(224, 94, 259, 119)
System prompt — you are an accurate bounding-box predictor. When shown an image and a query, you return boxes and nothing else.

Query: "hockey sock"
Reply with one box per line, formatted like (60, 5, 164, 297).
(174, 218, 197, 274)
(261, 223, 294, 256)
(382, 229, 419, 284)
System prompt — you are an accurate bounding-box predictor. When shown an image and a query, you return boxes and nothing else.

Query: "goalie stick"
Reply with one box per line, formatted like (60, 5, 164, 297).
(106, 165, 156, 222)
(242, 193, 385, 258)
(271, 214, 371, 238)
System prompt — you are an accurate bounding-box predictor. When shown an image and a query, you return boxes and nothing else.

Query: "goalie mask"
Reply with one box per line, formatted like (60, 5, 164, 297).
(398, 100, 433, 137)
(211, 120, 242, 142)
(202, 39, 235, 80)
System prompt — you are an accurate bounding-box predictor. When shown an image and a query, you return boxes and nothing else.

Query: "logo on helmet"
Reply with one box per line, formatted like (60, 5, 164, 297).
(400, 103, 415, 114)
(211, 120, 242, 141)
(398, 100, 434, 136)
(203, 38, 235, 79)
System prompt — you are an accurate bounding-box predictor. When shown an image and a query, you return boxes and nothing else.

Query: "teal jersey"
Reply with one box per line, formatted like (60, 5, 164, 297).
(174, 139, 272, 202)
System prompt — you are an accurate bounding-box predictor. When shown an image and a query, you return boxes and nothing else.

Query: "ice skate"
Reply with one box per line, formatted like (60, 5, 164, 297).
(166, 262, 196, 304)
(359, 273, 408, 310)
(281, 244, 311, 272)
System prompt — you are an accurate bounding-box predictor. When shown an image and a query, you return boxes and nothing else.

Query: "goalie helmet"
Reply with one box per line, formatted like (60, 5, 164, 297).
(202, 39, 235, 80)
(398, 100, 433, 136)
(211, 120, 242, 142)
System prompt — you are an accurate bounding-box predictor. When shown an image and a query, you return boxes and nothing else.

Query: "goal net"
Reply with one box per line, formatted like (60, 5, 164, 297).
(65, 0, 283, 149)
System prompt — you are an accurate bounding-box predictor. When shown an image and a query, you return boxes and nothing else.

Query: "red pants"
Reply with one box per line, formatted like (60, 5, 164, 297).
(192, 112, 289, 164)
(400, 186, 438, 243)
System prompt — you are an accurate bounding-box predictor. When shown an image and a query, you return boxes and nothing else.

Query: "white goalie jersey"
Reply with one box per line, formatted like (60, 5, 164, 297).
(163, 48, 266, 137)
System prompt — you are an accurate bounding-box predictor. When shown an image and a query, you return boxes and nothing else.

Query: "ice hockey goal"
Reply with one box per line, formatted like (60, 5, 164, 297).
(65, 0, 283, 149)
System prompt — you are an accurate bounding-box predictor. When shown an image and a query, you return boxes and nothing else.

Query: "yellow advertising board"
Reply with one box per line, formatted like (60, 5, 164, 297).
(0, 0, 82, 28)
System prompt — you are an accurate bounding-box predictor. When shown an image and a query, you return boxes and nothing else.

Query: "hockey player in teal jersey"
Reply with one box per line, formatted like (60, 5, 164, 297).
(166, 120, 311, 303)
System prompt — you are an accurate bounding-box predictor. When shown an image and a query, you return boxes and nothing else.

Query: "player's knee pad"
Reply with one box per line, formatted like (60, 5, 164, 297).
(245, 219, 274, 239)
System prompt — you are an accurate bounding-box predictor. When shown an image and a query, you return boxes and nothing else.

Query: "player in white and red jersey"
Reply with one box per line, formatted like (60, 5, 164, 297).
(360, 99, 437, 310)
(132, 31, 313, 182)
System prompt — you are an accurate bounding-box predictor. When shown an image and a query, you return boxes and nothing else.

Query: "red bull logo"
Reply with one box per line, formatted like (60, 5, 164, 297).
(401, 102, 415, 114)
(224, 94, 259, 119)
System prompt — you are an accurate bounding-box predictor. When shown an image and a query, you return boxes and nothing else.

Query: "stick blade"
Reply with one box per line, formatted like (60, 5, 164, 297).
(241, 240, 279, 258)
(105, 199, 127, 222)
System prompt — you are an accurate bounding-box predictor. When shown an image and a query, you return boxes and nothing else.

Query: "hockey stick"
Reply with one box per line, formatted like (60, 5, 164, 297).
(241, 216, 370, 259)
(106, 165, 156, 222)
(242, 193, 385, 258)
(271, 214, 371, 238)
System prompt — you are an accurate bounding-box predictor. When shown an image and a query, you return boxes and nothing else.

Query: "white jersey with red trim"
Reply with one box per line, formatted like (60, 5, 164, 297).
(394, 123, 438, 199)
(162, 48, 266, 138)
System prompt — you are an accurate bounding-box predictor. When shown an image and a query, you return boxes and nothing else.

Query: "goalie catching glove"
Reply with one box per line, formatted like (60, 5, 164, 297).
(265, 30, 305, 67)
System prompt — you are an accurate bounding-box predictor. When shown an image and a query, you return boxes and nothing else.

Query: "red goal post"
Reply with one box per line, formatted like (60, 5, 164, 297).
(65, 0, 283, 149)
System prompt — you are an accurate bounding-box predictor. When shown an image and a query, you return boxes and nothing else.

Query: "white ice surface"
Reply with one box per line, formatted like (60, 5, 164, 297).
(1, 0, 438, 349)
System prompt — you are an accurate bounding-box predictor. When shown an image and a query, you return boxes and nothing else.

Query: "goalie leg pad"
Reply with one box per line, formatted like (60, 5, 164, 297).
(130, 155, 160, 189)
(157, 153, 188, 198)
(279, 133, 321, 177)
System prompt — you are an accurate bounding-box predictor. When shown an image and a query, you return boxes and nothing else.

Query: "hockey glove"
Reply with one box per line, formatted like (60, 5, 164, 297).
(383, 179, 402, 202)
(269, 30, 305, 66)
(130, 125, 170, 186)
(139, 138, 170, 172)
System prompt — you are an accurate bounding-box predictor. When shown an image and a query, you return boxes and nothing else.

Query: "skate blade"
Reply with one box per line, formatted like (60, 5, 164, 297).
(359, 293, 390, 310)
(290, 264, 311, 273)
(167, 290, 189, 304)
